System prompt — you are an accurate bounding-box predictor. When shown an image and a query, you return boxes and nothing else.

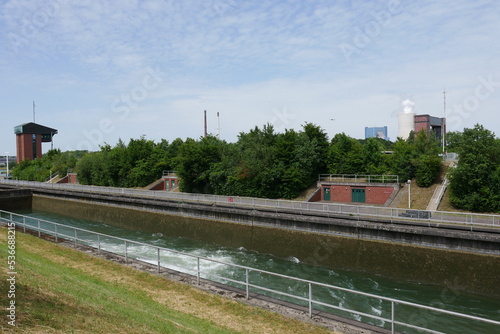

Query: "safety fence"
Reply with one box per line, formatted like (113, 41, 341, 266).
(318, 174, 399, 183)
(0, 179, 499, 229)
(1, 210, 499, 334)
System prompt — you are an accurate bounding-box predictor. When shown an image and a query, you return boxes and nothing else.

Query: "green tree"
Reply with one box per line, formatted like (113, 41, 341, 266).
(174, 136, 225, 193)
(410, 131, 442, 187)
(449, 124, 500, 212)
(328, 133, 363, 174)
(389, 138, 416, 182)
(11, 149, 80, 182)
(362, 138, 387, 175)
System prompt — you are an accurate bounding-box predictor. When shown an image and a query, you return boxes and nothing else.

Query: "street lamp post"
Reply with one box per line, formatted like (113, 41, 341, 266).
(407, 179, 411, 209)
(330, 118, 335, 140)
(5, 152, 9, 178)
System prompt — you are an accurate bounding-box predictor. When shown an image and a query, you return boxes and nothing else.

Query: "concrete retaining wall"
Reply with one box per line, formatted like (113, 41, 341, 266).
(31, 192, 500, 297)
(0, 188, 32, 210)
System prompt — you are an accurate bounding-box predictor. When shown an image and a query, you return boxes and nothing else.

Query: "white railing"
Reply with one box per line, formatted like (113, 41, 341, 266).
(318, 174, 399, 184)
(1, 209, 498, 334)
(0, 179, 499, 230)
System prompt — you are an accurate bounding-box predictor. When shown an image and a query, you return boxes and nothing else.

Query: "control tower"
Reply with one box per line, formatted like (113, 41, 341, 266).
(14, 122, 58, 163)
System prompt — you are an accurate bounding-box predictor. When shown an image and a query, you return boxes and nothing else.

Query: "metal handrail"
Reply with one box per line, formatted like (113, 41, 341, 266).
(318, 174, 399, 183)
(1, 209, 499, 334)
(0, 179, 499, 229)
(162, 170, 178, 177)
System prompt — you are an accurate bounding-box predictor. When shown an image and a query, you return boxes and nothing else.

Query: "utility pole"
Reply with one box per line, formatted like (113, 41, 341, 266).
(407, 179, 411, 209)
(442, 90, 446, 154)
(33, 101, 36, 123)
(330, 118, 335, 140)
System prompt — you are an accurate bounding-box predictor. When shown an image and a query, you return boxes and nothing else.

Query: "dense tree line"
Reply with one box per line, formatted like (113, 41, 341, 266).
(447, 124, 500, 213)
(11, 123, 444, 200)
(174, 123, 329, 198)
(11, 149, 83, 182)
(12, 123, 500, 212)
(76, 137, 183, 187)
(328, 130, 441, 187)
(174, 123, 442, 198)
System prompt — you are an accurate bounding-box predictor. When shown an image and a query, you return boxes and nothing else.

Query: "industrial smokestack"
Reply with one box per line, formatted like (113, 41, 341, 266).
(217, 112, 220, 138)
(204, 110, 207, 138)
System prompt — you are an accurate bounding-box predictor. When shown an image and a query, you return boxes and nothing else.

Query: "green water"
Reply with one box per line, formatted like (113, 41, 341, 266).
(11, 209, 500, 334)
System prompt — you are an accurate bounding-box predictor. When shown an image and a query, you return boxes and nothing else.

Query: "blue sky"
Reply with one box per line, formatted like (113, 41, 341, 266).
(1, 0, 499, 155)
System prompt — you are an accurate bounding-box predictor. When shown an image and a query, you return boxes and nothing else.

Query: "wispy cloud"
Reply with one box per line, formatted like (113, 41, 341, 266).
(0, 0, 499, 153)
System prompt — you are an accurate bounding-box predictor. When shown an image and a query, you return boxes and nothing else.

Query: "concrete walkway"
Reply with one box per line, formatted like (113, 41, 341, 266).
(426, 161, 455, 211)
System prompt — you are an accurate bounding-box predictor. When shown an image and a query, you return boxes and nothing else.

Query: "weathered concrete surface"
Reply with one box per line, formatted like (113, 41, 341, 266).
(32, 192, 500, 297)
(0, 188, 32, 210)
(29, 187, 500, 254)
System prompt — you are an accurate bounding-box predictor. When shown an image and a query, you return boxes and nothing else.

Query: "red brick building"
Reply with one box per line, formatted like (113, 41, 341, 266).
(310, 175, 400, 205)
(148, 171, 180, 191)
(14, 122, 58, 163)
(413, 114, 445, 140)
(319, 184, 397, 205)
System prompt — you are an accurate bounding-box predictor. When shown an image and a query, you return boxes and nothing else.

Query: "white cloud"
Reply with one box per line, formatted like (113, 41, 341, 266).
(0, 0, 499, 154)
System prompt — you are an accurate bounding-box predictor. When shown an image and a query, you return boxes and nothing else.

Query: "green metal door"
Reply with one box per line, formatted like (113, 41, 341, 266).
(323, 187, 331, 201)
(352, 188, 366, 203)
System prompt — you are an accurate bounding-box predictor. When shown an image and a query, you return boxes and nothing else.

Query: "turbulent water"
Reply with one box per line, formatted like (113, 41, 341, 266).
(12, 209, 500, 334)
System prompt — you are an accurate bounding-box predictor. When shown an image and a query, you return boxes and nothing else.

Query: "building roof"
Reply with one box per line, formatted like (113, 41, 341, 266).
(14, 122, 58, 135)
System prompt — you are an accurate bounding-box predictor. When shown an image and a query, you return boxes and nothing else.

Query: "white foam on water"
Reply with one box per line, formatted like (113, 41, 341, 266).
(370, 304, 382, 316)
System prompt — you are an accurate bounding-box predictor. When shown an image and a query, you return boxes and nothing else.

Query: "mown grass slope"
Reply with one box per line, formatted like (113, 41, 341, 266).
(0, 227, 335, 333)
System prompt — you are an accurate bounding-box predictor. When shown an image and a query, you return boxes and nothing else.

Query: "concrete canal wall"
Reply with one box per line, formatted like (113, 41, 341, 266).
(25, 191, 500, 298)
(0, 188, 32, 210)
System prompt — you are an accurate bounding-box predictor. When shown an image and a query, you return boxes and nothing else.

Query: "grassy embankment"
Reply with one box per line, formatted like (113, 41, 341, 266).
(0, 228, 335, 334)
(393, 163, 452, 211)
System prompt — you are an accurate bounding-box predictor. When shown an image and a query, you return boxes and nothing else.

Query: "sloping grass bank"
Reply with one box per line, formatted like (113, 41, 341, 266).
(0, 227, 334, 333)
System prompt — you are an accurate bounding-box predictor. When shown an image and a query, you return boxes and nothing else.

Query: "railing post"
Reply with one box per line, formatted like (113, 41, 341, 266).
(55, 225, 58, 243)
(391, 301, 395, 334)
(38, 219, 41, 237)
(23, 216, 26, 233)
(245, 268, 249, 300)
(197, 257, 200, 285)
(157, 248, 161, 273)
(308, 283, 312, 318)
(124, 240, 128, 262)
(74, 229, 77, 246)
(97, 235, 100, 254)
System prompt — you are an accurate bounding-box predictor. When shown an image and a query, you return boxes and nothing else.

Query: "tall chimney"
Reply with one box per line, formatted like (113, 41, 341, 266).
(204, 110, 207, 138)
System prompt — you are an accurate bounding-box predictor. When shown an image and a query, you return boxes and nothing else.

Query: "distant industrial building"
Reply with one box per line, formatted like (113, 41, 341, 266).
(414, 114, 446, 140)
(14, 122, 58, 163)
(365, 126, 389, 141)
(397, 101, 445, 141)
